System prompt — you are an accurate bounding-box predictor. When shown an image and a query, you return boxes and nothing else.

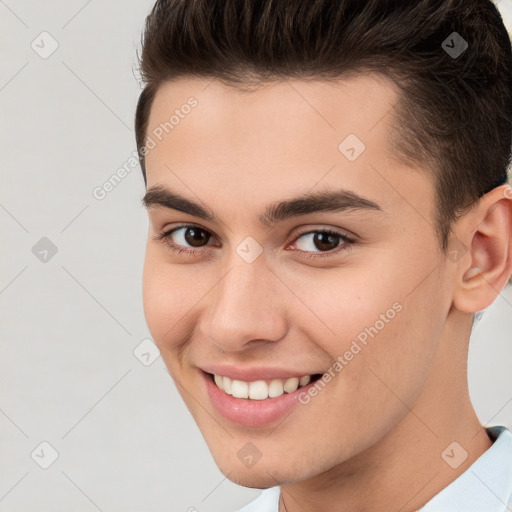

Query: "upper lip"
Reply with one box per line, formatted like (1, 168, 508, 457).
(199, 364, 323, 382)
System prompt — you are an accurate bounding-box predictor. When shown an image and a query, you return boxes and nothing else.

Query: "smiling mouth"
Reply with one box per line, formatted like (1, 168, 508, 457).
(205, 371, 323, 400)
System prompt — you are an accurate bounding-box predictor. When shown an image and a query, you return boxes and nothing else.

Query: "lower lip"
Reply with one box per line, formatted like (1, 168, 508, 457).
(202, 371, 318, 428)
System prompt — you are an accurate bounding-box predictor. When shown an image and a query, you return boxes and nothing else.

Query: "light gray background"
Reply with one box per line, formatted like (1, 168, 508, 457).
(1, 1, 511, 511)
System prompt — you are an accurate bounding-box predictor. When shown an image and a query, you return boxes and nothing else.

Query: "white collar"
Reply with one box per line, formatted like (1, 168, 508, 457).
(419, 425, 512, 511)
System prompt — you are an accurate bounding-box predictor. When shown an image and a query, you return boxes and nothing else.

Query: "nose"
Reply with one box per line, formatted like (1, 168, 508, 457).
(199, 259, 288, 352)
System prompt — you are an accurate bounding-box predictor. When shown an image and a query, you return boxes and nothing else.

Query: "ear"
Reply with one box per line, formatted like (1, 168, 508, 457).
(451, 184, 512, 314)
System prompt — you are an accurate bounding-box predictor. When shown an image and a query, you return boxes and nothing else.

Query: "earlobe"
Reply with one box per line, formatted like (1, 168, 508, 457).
(452, 184, 512, 314)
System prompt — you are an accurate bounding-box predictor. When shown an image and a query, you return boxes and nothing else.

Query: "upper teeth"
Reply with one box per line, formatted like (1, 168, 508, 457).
(213, 374, 312, 400)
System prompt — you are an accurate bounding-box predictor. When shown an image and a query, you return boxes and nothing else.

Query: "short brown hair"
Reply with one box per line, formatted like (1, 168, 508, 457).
(135, 0, 512, 255)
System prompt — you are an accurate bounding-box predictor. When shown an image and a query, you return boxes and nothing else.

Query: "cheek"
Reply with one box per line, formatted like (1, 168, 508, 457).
(280, 267, 405, 353)
(141, 246, 217, 355)
(288, 265, 441, 398)
(332, 280, 443, 418)
(142, 248, 191, 349)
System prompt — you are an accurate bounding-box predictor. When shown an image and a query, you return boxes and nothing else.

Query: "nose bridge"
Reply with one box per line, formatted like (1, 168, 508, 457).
(201, 257, 287, 350)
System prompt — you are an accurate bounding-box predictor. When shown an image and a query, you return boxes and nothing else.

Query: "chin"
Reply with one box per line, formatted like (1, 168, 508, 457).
(227, 471, 279, 489)
(212, 452, 309, 489)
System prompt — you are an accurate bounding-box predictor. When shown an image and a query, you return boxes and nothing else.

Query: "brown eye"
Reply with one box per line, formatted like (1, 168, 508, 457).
(295, 230, 349, 253)
(157, 225, 355, 259)
(313, 232, 340, 251)
(157, 225, 216, 254)
(182, 227, 210, 247)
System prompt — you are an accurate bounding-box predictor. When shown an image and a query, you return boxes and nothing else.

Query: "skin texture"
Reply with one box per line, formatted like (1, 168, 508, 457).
(141, 74, 512, 512)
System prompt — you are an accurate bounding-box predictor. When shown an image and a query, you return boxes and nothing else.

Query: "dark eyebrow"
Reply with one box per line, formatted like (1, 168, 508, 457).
(141, 184, 383, 227)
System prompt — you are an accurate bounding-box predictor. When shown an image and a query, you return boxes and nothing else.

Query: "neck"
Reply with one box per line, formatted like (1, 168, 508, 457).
(279, 311, 493, 512)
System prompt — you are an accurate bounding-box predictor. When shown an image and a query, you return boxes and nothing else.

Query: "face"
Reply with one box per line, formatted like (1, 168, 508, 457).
(141, 74, 455, 487)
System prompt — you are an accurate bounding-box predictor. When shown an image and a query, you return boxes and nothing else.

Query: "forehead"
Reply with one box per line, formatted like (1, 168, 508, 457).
(146, 74, 400, 159)
(144, 74, 432, 222)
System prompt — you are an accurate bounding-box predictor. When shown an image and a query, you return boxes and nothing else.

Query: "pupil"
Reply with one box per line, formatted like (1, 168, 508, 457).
(185, 227, 209, 247)
(314, 232, 338, 251)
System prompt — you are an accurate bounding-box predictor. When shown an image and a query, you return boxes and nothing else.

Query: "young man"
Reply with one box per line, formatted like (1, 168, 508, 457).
(136, 1, 512, 510)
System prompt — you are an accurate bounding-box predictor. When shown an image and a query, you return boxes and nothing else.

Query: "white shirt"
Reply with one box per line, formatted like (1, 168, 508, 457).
(236, 425, 512, 512)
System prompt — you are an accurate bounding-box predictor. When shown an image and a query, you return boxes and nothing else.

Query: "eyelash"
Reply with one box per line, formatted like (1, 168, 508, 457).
(154, 224, 357, 259)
